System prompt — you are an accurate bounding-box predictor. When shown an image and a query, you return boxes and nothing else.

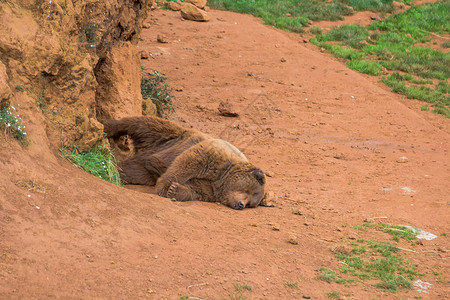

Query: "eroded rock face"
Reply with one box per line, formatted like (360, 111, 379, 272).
(0, 61, 11, 105)
(95, 42, 143, 120)
(0, 0, 152, 150)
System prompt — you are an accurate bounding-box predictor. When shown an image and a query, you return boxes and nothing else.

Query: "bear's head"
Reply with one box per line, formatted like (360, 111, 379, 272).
(220, 164, 266, 210)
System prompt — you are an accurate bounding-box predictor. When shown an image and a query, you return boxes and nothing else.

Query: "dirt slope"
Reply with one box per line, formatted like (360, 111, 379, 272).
(1, 8, 449, 299)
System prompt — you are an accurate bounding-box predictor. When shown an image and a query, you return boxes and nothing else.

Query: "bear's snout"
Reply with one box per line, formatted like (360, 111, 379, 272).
(234, 201, 245, 210)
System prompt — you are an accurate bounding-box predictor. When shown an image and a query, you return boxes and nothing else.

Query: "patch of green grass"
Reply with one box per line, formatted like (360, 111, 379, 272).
(345, 0, 405, 13)
(381, 74, 450, 117)
(322, 222, 425, 292)
(317, 268, 337, 283)
(362, 223, 418, 241)
(317, 24, 370, 49)
(313, 2, 450, 117)
(285, 280, 299, 288)
(61, 146, 122, 185)
(234, 282, 253, 292)
(327, 291, 340, 299)
(310, 26, 322, 35)
(208, 0, 355, 33)
(442, 41, 450, 48)
(347, 59, 382, 75)
(141, 69, 174, 118)
(0, 104, 28, 146)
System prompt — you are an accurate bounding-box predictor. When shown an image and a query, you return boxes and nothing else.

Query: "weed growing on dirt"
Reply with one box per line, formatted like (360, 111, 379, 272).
(319, 223, 423, 292)
(61, 146, 122, 186)
(234, 282, 253, 292)
(141, 69, 174, 118)
(0, 104, 28, 146)
(361, 222, 417, 241)
(311, 2, 450, 117)
(327, 291, 340, 299)
(317, 268, 338, 283)
(285, 280, 299, 288)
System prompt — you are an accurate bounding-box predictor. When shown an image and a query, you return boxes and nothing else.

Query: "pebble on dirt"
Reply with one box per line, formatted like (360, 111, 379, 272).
(217, 100, 239, 117)
(260, 190, 276, 207)
(138, 50, 149, 59)
(288, 235, 299, 245)
(180, 3, 210, 22)
(157, 34, 168, 43)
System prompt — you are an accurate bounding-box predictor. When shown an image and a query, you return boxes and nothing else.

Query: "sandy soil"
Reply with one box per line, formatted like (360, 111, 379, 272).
(1, 7, 449, 300)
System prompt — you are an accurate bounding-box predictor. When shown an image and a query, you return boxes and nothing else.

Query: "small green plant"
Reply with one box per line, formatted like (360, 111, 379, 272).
(0, 104, 28, 145)
(317, 268, 337, 283)
(360, 222, 417, 241)
(442, 41, 450, 48)
(310, 26, 322, 35)
(285, 280, 299, 288)
(61, 146, 122, 185)
(141, 69, 174, 118)
(327, 291, 340, 299)
(234, 282, 253, 292)
(420, 106, 430, 111)
(15, 85, 26, 92)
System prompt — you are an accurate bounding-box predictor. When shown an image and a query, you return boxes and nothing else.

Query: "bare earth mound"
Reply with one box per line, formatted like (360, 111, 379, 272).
(1, 8, 449, 299)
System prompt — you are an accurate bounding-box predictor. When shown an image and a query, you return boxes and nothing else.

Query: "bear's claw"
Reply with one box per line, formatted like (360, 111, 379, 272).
(167, 183, 178, 199)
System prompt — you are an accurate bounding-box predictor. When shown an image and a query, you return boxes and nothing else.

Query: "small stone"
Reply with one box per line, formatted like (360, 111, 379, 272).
(181, 3, 210, 21)
(251, 223, 258, 227)
(260, 191, 276, 207)
(265, 170, 274, 177)
(396, 156, 408, 163)
(143, 21, 152, 29)
(218, 100, 239, 117)
(280, 57, 286, 63)
(292, 209, 302, 215)
(138, 50, 149, 59)
(167, 1, 182, 11)
(272, 224, 280, 231)
(186, 0, 207, 9)
(157, 34, 168, 43)
(288, 235, 299, 245)
(302, 296, 311, 299)
(285, 13, 292, 17)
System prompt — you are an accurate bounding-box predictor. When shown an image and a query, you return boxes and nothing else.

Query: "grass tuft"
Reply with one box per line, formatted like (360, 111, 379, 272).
(61, 146, 122, 186)
(285, 280, 299, 288)
(327, 291, 340, 299)
(234, 282, 253, 292)
(0, 104, 28, 146)
(141, 69, 174, 118)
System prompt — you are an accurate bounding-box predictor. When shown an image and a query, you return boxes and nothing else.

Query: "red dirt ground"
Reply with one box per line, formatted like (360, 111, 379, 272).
(1, 7, 449, 300)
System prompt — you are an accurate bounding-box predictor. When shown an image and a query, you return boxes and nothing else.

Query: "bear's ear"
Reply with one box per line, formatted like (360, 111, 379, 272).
(253, 168, 266, 185)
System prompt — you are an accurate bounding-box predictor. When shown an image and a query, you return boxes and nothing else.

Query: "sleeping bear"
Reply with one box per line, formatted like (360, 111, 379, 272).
(101, 116, 266, 209)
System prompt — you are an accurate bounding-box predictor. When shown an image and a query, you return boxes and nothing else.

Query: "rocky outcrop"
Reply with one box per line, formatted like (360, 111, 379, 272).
(186, 0, 207, 9)
(181, 2, 210, 22)
(167, 1, 182, 11)
(0, 61, 11, 106)
(0, 0, 153, 150)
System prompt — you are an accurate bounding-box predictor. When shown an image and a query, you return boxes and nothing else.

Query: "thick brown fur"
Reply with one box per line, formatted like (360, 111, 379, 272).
(101, 116, 266, 209)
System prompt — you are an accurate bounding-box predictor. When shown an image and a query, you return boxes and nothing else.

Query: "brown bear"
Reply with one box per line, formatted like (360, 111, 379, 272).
(101, 116, 266, 209)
